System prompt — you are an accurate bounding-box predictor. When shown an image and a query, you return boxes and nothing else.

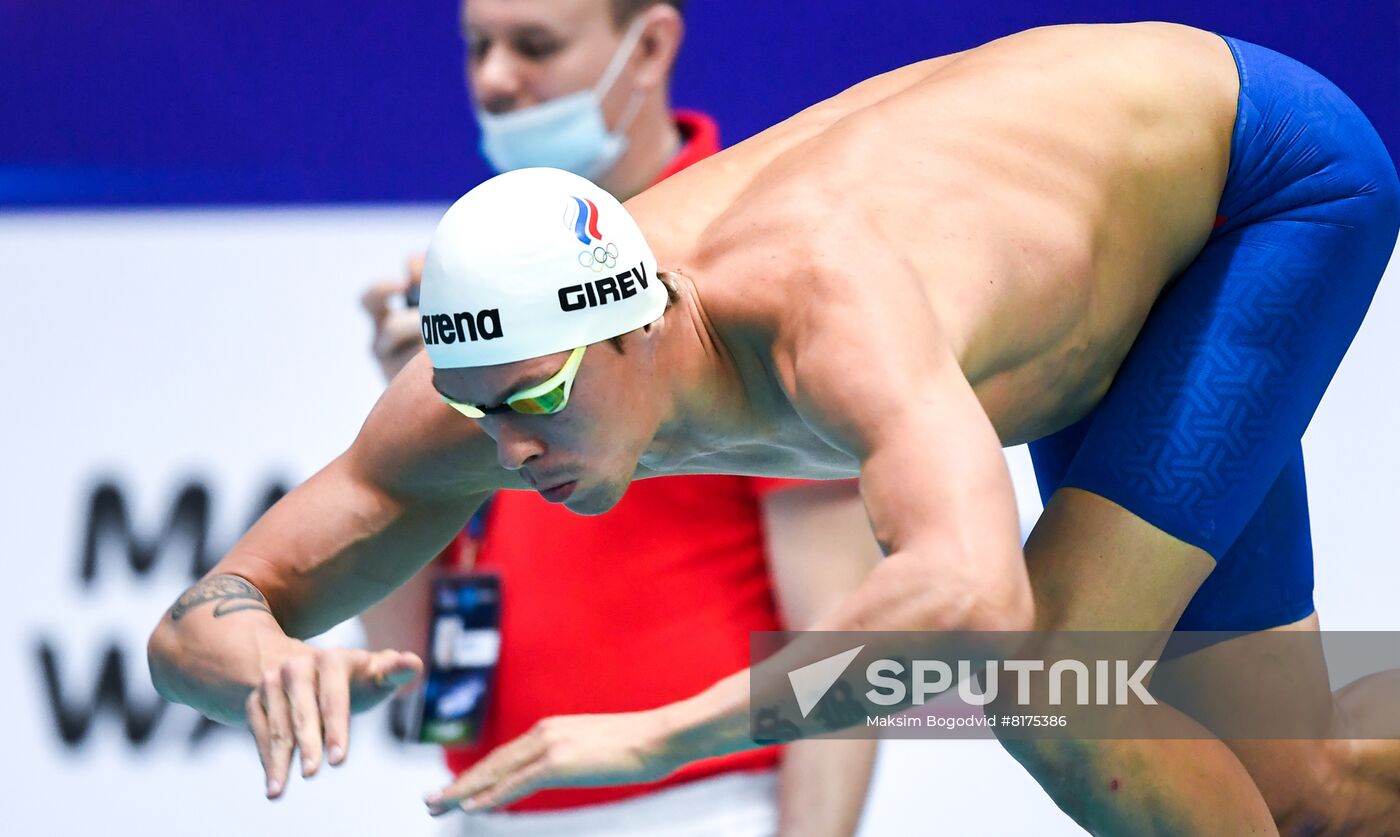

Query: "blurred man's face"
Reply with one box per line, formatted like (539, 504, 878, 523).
(463, 0, 634, 116)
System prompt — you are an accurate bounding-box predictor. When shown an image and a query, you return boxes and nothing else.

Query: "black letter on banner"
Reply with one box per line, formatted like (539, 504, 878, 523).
(81, 483, 209, 585)
(80, 480, 287, 584)
(36, 639, 166, 747)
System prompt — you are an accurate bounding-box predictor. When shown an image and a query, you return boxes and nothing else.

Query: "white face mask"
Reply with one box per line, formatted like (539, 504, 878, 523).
(475, 18, 648, 181)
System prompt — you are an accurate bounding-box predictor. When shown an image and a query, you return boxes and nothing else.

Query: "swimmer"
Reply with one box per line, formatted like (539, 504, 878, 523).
(149, 22, 1400, 834)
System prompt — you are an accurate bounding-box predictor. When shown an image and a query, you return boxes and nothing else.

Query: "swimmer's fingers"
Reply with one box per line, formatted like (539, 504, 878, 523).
(426, 713, 677, 814)
(241, 649, 418, 800)
(347, 649, 423, 713)
(245, 688, 280, 797)
(251, 668, 297, 799)
(317, 651, 352, 767)
(461, 759, 551, 812)
(406, 253, 425, 287)
(282, 655, 324, 779)
(425, 726, 548, 815)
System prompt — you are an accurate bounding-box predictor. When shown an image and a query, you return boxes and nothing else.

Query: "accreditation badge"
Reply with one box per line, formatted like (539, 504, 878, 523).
(413, 573, 501, 745)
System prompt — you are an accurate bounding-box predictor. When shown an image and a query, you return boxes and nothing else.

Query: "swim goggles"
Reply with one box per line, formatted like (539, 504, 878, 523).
(439, 346, 586, 419)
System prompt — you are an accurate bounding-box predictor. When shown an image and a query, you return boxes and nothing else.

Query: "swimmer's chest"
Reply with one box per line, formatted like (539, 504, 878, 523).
(750, 410, 864, 479)
(675, 416, 864, 481)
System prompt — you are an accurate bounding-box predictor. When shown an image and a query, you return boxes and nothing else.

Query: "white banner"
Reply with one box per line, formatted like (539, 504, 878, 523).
(2, 207, 453, 835)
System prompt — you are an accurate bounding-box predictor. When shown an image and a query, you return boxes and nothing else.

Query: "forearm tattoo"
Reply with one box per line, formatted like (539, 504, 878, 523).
(169, 574, 274, 621)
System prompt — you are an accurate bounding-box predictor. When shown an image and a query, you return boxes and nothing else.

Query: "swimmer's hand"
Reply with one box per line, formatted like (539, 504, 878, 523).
(423, 711, 681, 815)
(245, 644, 423, 800)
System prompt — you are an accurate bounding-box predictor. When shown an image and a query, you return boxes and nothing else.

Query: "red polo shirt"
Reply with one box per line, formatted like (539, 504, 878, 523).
(443, 110, 809, 812)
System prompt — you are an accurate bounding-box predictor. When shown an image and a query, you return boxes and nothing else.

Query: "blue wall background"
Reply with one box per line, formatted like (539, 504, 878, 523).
(2, 0, 1396, 206)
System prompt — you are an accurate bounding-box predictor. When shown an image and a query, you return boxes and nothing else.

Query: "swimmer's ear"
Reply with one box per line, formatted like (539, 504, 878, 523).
(627, 3, 683, 89)
(607, 320, 658, 354)
(656, 270, 681, 306)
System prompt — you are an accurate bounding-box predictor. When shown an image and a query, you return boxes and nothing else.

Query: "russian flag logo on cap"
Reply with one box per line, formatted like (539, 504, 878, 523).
(564, 196, 604, 245)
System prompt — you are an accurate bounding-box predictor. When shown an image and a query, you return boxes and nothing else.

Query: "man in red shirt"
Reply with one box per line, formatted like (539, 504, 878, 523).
(357, 2, 880, 834)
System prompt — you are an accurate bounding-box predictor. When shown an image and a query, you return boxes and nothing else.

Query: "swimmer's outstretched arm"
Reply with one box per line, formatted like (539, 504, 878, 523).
(148, 352, 502, 795)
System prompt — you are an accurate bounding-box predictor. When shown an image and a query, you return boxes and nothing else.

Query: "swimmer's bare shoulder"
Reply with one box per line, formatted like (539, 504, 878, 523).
(351, 350, 517, 498)
(692, 213, 1031, 628)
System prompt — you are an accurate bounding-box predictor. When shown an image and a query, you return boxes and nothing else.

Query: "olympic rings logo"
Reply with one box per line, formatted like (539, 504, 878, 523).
(578, 242, 619, 272)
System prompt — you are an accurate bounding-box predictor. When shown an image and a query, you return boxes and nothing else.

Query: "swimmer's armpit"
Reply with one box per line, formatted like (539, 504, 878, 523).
(169, 574, 274, 621)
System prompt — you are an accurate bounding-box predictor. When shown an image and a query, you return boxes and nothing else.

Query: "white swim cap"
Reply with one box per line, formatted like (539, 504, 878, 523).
(419, 167, 664, 369)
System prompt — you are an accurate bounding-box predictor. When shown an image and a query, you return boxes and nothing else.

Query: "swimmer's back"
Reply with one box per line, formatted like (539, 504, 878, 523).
(633, 22, 1241, 442)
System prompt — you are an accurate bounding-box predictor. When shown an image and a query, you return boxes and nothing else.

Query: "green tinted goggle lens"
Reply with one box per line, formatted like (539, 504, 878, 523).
(440, 346, 585, 419)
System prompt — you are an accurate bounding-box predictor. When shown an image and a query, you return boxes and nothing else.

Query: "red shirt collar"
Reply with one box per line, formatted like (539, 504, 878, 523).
(654, 109, 721, 184)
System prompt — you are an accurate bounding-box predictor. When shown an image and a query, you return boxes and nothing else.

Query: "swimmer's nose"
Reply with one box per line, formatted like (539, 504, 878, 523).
(493, 421, 544, 471)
